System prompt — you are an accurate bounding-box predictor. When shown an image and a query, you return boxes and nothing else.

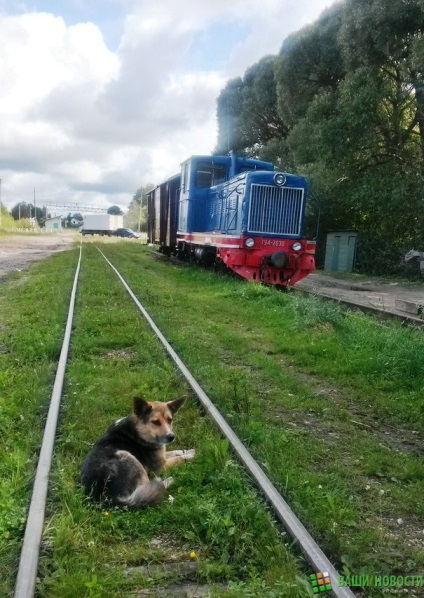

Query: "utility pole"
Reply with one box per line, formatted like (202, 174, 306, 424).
(34, 188, 36, 227)
(138, 196, 142, 232)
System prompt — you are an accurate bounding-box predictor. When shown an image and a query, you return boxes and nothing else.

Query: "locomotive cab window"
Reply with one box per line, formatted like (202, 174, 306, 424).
(239, 165, 258, 173)
(195, 162, 227, 188)
(182, 162, 189, 192)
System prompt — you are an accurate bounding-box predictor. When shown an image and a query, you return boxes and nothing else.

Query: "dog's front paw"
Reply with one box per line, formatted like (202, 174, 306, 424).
(162, 476, 174, 489)
(182, 449, 195, 460)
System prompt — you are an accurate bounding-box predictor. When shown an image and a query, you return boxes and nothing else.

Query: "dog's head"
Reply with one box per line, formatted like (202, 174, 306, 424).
(132, 396, 185, 446)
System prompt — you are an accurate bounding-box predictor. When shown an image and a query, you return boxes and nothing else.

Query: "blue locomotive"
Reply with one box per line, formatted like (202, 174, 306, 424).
(147, 153, 316, 287)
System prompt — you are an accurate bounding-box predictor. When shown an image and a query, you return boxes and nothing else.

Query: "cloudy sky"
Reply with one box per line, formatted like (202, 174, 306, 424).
(0, 0, 335, 213)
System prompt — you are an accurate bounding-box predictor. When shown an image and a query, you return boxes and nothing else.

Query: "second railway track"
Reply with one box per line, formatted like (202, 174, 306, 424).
(152, 249, 424, 326)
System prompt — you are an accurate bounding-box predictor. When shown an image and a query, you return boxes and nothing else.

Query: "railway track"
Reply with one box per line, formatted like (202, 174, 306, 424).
(13, 245, 355, 598)
(152, 250, 424, 326)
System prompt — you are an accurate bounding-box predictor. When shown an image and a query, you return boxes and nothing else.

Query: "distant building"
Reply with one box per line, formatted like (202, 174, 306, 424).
(45, 216, 63, 231)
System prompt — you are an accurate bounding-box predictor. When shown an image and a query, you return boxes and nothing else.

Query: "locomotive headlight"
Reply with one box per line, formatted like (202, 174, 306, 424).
(245, 237, 255, 248)
(274, 173, 286, 186)
(291, 241, 302, 251)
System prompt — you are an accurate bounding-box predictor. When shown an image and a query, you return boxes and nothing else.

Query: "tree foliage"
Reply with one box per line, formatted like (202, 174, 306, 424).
(215, 0, 424, 274)
(215, 57, 288, 157)
(107, 205, 124, 215)
(215, 78, 245, 154)
(63, 213, 83, 228)
(276, 4, 346, 126)
(10, 202, 46, 225)
(125, 185, 154, 232)
(0, 205, 17, 228)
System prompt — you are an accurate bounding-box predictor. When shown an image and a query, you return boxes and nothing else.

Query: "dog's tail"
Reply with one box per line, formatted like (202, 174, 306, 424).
(115, 477, 172, 508)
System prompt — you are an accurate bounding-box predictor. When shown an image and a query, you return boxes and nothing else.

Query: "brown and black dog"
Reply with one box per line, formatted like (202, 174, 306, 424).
(80, 396, 195, 508)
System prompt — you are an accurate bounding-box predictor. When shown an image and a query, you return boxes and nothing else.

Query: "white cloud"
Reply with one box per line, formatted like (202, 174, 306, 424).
(0, 0, 336, 212)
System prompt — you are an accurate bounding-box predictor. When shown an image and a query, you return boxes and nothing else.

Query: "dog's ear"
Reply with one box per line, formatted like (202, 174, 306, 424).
(133, 396, 152, 417)
(167, 396, 186, 415)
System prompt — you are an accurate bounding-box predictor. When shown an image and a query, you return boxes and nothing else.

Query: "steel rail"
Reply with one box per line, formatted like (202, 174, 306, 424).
(151, 250, 424, 326)
(98, 247, 355, 598)
(296, 287, 424, 327)
(14, 244, 82, 598)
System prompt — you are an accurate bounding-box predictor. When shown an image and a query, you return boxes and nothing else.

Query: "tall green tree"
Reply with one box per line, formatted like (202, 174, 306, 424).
(215, 58, 288, 158)
(107, 205, 124, 215)
(215, 78, 244, 154)
(11, 202, 45, 225)
(288, 63, 424, 272)
(125, 185, 154, 231)
(239, 56, 288, 155)
(214, 0, 424, 273)
(64, 212, 83, 228)
(339, 0, 424, 168)
(275, 4, 346, 126)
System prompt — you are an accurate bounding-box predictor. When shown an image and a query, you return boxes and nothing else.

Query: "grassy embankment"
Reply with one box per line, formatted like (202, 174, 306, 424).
(1, 241, 424, 596)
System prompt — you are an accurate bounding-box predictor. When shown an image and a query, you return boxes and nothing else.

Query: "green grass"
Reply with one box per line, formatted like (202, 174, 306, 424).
(0, 245, 311, 597)
(96, 244, 424, 589)
(0, 209, 17, 229)
(2, 241, 424, 597)
(0, 251, 79, 596)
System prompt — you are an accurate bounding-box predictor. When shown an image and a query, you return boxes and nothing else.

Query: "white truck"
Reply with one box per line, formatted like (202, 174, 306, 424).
(81, 214, 123, 236)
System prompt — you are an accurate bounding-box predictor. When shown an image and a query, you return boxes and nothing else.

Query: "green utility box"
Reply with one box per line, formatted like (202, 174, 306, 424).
(324, 231, 357, 273)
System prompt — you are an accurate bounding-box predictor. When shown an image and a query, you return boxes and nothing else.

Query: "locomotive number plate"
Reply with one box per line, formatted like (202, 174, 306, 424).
(262, 239, 285, 247)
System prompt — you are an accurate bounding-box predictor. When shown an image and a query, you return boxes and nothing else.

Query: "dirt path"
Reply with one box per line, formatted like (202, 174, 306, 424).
(0, 232, 78, 280)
